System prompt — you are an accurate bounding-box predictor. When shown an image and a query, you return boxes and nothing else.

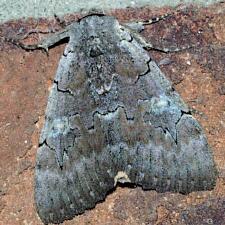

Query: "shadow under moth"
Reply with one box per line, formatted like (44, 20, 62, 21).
(27, 13, 218, 224)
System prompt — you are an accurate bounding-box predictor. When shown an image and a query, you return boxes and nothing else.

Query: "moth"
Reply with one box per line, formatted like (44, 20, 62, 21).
(27, 13, 218, 224)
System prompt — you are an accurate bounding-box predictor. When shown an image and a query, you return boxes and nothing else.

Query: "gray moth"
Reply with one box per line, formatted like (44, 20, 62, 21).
(32, 13, 217, 224)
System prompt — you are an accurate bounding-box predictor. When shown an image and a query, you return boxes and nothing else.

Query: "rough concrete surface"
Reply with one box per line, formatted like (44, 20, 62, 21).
(0, 0, 222, 23)
(0, 2, 225, 225)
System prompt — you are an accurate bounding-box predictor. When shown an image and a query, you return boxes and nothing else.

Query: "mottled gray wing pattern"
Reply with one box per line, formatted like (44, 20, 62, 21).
(35, 15, 217, 224)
